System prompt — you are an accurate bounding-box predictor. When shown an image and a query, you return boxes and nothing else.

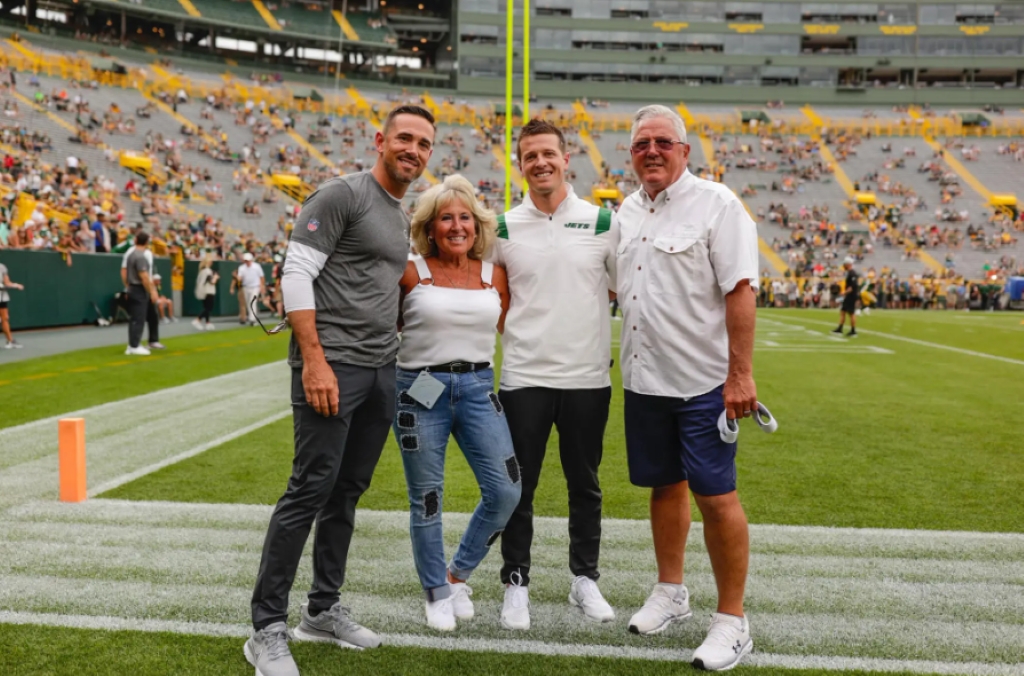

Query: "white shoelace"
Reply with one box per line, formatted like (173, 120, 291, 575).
(704, 615, 745, 649)
(506, 573, 529, 610)
(574, 577, 604, 603)
(257, 627, 291, 661)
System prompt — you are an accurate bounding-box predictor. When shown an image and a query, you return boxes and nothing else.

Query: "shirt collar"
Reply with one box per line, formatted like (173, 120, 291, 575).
(522, 183, 577, 217)
(639, 169, 695, 205)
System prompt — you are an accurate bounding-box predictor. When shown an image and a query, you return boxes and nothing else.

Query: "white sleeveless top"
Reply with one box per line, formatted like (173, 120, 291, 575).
(397, 255, 502, 370)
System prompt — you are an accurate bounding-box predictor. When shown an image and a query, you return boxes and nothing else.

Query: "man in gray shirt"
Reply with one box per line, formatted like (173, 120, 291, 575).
(246, 105, 436, 676)
(124, 232, 158, 357)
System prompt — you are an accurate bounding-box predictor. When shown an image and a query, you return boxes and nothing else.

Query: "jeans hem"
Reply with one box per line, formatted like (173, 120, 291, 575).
(425, 584, 452, 602)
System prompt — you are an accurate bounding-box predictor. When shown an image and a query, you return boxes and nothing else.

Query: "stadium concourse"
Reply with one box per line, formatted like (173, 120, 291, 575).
(0, 38, 1023, 676)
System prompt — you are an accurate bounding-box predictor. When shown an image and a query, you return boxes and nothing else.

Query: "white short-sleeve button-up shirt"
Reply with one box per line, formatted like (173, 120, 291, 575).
(616, 170, 759, 399)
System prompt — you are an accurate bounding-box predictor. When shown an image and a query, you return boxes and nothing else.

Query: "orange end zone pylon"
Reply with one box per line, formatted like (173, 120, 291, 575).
(58, 418, 87, 502)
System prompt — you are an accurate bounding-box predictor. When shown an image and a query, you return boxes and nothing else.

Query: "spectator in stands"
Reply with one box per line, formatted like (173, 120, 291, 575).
(392, 174, 517, 631)
(193, 255, 219, 331)
(490, 118, 618, 631)
(123, 232, 158, 356)
(616, 105, 758, 672)
(237, 252, 265, 326)
(0, 260, 25, 348)
(247, 105, 437, 676)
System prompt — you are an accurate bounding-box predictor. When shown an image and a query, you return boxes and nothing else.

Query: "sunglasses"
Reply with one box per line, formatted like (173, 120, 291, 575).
(630, 139, 686, 155)
(251, 295, 289, 335)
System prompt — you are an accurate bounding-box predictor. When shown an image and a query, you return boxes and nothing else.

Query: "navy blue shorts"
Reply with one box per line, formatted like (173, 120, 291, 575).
(624, 386, 737, 496)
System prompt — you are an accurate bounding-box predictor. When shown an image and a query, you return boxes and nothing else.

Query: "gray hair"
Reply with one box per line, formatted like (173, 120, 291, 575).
(630, 104, 688, 144)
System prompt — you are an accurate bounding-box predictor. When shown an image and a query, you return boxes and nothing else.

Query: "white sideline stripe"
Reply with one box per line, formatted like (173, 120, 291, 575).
(1, 611, 1021, 676)
(775, 316, 1024, 366)
(87, 409, 291, 497)
(0, 361, 287, 438)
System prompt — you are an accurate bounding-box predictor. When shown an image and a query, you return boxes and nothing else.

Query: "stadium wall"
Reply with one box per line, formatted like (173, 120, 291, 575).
(1, 251, 172, 331)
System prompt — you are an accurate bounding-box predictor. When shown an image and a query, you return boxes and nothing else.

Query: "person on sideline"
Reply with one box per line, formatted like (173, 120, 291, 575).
(124, 232, 160, 356)
(193, 255, 219, 331)
(394, 174, 519, 631)
(121, 236, 164, 350)
(230, 268, 247, 324)
(151, 272, 176, 323)
(833, 257, 860, 337)
(246, 105, 436, 676)
(490, 119, 619, 630)
(616, 105, 759, 671)
(0, 260, 25, 349)
(238, 253, 265, 326)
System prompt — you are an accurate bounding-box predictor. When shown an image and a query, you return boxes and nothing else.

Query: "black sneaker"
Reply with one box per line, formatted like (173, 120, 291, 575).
(831, 327, 843, 334)
(847, 330, 858, 338)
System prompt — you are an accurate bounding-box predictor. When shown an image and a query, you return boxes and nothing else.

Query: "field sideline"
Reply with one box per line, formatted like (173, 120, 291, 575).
(0, 310, 1021, 676)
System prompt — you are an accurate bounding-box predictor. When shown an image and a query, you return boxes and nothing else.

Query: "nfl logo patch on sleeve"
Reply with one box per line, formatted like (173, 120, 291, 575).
(307, 219, 319, 232)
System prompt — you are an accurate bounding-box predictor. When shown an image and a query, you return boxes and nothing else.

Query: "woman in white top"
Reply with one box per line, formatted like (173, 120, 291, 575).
(394, 174, 519, 631)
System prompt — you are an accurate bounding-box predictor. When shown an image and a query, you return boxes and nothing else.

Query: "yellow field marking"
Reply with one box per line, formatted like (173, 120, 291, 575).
(66, 366, 98, 373)
(800, 105, 825, 128)
(815, 141, 856, 198)
(170, 351, 188, 356)
(577, 129, 605, 181)
(251, 0, 282, 30)
(286, 128, 333, 168)
(675, 103, 696, 128)
(105, 361, 130, 367)
(10, 91, 79, 135)
(921, 137, 994, 202)
(237, 339, 254, 344)
(193, 346, 212, 352)
(332, 10, 361, 41)
(22, 373, 58, 381)
(176, 0, 202, 17)
(0, 380, 9, 387)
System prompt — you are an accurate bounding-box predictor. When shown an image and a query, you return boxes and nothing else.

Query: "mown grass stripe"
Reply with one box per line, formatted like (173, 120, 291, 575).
(0, 611, 1020, 676)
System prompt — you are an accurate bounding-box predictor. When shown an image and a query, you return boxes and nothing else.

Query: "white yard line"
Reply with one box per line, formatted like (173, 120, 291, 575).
(775, 316, 1024, 366)
(0, 611, 1020, 676)
(0, 362, 291, 510)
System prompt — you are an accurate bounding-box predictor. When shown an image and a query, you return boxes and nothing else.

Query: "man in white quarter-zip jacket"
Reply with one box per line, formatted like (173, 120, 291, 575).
(489, 118, 619, 631)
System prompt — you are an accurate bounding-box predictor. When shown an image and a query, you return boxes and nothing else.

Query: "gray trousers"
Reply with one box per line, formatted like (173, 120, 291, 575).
(251, 361, 396, 630)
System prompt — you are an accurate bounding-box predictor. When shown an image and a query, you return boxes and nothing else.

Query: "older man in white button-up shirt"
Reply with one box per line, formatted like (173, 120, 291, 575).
(616, 105, 759, 672)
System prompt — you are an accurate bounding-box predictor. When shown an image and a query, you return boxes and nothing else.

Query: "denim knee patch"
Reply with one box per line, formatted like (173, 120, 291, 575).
(424, 489, 440, 518)
(488, 392, 504, 414)
(397, 412, 416, 429)
(485, 529, 504, 547)
(399, 390, 417, 406)
(401, 434, 419, 451)
(504, 455, 521, 484)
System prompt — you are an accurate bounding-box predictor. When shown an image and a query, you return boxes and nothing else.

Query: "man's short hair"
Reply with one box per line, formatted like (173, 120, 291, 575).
(135, 231, 150, 246)
(630, 104, 688, 144)
(516, 119, 566, 160)
(381, 105, 435, 137)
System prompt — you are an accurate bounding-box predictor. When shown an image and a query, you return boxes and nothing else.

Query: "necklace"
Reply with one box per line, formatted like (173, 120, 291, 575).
(435, 259, 470, 289)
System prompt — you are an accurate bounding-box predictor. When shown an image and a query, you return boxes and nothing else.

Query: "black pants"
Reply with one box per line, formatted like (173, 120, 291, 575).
(146, 292, 160, 342)
(498, 386, 611, 586)
(126, 285, 149, 348)
(251, 362, 396, 630)
(198, 295, 215, 323)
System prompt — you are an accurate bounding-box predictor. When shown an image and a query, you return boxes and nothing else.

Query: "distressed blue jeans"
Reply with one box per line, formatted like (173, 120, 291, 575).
(394, 367, 522, 601)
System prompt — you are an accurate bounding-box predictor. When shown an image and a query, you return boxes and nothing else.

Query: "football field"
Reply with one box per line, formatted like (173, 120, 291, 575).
(0, 309, 1021, 676)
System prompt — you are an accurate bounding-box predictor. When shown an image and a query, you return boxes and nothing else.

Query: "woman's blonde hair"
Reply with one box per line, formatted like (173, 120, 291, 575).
(410, 174, 497, 260)
(201, 253, 214, 269)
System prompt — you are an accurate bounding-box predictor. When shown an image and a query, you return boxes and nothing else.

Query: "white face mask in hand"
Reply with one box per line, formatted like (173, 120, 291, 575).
(717, 403, 778, 444)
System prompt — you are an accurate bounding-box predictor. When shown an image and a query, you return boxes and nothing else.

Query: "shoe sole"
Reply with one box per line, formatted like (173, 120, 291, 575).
(568, 594, 615, 622)
(292, 624, 366, 650)
(499, 616, 530, 631)
(243, 640, 270, 676)
(691, 639, 753, 672)
(628, 610, 693, 636)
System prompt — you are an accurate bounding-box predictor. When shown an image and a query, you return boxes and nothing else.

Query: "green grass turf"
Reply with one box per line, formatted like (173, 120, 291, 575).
(105, 309, 1024, 532)
(0, 327, 287, 429)
(0, 624, 933, 676)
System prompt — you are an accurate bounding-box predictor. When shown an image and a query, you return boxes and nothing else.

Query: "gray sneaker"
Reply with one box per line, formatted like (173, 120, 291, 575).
(243, 622, 299, 676)
(292, 602, 381, 649)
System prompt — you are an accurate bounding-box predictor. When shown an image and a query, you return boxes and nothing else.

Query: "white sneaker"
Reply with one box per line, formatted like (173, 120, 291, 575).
(205, 322, 216, 330)
(500, 581, 530, 630)
(449, 582, 474, 620)
(691, 613, 753, 671)
(192, 318, 204, 330)
(125, 345, 151, 356)
(425, 597, 456, 631)
(569, 575, 615, 622)
(629, 583, 692, 635)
